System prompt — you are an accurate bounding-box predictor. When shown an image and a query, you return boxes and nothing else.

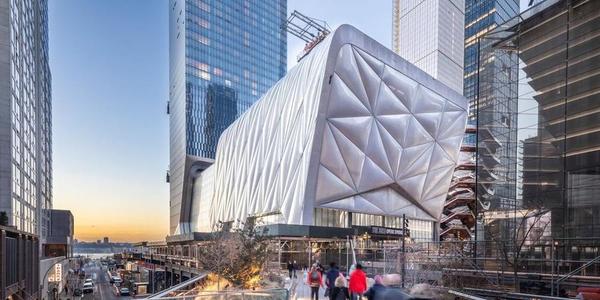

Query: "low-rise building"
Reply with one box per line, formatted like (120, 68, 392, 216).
(43, 210, 74, 258)
(40, 209, 74, 300)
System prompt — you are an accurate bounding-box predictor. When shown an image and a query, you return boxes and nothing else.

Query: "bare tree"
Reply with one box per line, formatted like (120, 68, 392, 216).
(484, 206, 551, 292)
(197, 220, 271, 289)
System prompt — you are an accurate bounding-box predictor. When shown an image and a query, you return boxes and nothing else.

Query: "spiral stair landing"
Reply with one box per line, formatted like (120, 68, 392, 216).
(441, 125, 500, 240)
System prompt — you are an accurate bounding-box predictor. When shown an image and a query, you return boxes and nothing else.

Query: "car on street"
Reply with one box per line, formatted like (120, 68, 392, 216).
(112, 276, 122, 284)
(84, 278, 93, 285)
(119, 287, 130, 296)
(82, 282, 94, 294)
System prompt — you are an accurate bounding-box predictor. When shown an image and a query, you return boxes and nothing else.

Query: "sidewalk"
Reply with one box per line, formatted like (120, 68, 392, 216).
(58, 272, 81, 299)
(285, 271, 328, 300)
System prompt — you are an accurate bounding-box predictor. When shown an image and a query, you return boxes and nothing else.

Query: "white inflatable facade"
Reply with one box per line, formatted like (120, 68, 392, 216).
(184, 25, 468, 233)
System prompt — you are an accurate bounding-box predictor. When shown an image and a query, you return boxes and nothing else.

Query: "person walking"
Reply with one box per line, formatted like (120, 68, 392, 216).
(292, 260, 298, 278)
(325, 262, 340, 297)
(307, 266, 324, 300)
(364, 275, 386, 300)
(348, 264, 367, 300)
(316, 261, 325, 274)
(287, 261, 294, 279)
(330, 274, 350, 300)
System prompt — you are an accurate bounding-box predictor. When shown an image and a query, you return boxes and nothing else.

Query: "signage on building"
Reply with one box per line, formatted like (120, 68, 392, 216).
(369, 226, 409, 237)
(48, 264, 62, 282)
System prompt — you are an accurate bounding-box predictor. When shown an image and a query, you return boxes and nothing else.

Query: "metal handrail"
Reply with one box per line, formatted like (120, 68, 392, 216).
(146, 273, 207, 299)
(448, 290, 487, 300)
(556, 255, 600, 284)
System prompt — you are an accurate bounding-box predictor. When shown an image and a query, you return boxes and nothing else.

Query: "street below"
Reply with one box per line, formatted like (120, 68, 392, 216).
(81, 261, 130, 300)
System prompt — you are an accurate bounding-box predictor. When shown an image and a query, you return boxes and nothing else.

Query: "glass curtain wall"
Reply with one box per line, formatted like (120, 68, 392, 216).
(478, 0, 600, 272)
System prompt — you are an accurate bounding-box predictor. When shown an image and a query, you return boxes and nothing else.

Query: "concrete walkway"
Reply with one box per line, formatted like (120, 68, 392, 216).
(285, 271, 329, 300)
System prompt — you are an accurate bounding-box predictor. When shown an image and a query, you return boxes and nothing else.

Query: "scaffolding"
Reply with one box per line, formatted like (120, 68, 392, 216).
(284, 10, 331, 61)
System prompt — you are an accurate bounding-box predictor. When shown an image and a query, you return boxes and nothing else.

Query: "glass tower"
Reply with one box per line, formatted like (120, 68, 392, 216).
(464, 0, 519, 116)
(467, 1, 600, 284)
(168, 0, 287, 234)
(482, 0, 600, 248)
(464, 0, 519, 241)
(0, 0, 52, 237)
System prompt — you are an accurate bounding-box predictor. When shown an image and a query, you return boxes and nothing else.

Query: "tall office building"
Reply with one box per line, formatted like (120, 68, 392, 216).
(484, 0, 600, 240)
(392, 0, 465, 94)
(168, 0, 287, 234)
(466, 0, 520, 241)
(464, 0, 519, 119)
(0, 0, 52, 237)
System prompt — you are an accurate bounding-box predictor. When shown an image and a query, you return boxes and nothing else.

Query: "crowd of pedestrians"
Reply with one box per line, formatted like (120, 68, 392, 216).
(290, 260, 410, 300)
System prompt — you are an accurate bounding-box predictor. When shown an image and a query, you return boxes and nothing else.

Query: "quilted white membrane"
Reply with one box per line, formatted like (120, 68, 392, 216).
(195, 25, 467, 230)
(316, 45, 467, 221)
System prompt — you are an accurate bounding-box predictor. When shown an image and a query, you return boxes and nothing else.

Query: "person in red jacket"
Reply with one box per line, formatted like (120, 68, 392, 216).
(348, 264, 367, 300)
(307, 265, 324, 300)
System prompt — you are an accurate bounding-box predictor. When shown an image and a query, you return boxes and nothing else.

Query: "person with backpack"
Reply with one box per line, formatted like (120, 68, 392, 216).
(325, 262, 340, 297)
(330, 273, 350, 300)
(307, 266, 324, 300)
(348, 264, 367, 300)
(364, 275, 386, 300)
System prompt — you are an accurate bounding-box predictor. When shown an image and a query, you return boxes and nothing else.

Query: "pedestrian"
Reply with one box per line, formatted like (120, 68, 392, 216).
(364, 275, 386, 300)
(316, 261, 325, 274)
(348, 264, 367, 300)
(330, 274, 350, 300)
(325, 262, 340, 297)
(287, 261, 294, 279)
(292, 260, 298, 278)
(307, 266, 324, 300)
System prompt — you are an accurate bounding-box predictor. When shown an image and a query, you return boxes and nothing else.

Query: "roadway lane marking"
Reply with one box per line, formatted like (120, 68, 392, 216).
(97, 271, 104, 300)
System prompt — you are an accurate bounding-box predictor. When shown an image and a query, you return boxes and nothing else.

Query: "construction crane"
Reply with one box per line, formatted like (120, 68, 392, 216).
(285, 10, 331, 62)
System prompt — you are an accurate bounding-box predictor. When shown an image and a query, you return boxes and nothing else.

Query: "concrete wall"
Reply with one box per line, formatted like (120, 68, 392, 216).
(39, 256, 67, 300)
(0, 0, 12, 219)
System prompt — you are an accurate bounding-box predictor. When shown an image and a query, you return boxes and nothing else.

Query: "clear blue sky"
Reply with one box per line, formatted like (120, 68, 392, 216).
(48, 0, 530, 241)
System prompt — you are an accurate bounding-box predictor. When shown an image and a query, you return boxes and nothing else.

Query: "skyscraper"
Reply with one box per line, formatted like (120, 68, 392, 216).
(464, 0, 519, 119)
(392, 0, 465, 94)
(0, 0, 52, 238)
(482, 0, 600, 241)
(465, 0, 519, 241)
(168, 0, 287, 234)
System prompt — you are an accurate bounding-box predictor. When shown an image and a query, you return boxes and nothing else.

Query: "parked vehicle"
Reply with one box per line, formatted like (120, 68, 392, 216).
(119, 288, 130, 296)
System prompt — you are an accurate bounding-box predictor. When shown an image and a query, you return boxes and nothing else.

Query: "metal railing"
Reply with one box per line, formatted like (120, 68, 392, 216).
(147, 289, 289, 300)
(554, 255, 600, 296)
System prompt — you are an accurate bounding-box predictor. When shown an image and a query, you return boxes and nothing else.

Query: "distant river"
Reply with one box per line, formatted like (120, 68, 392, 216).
(73, 253, 115, 259)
